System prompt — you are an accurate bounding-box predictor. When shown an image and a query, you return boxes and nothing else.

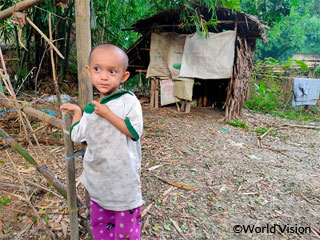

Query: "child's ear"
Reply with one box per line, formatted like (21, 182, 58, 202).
(121, 71, 130, 83)
(85, 65, 90, 77)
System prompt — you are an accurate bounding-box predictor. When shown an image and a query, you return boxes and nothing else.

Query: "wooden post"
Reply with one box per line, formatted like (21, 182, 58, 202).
(185, 101, 191, 113)
(150, 78, 155, 107)
(75, 0, 92, 109)
(155, 78, 159, 109)
(62, 112, 79, 240)
(74, 2, 92, 238)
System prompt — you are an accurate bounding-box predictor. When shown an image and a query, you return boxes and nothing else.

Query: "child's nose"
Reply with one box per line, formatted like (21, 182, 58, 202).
(100, 71, 108, 80)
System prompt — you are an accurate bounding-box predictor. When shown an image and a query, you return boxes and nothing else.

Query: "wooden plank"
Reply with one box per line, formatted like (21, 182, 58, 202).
(0, 0, 44, 21)
(75, 0, 92, 109)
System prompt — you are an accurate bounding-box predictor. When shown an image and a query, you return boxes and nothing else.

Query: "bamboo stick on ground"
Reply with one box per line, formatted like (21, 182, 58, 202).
(62, 112, 79, 240)
(0, 96, 63, 129)
(6, 150, 56, 239)
(0, 127, 68, 199)
(0, 181, 40, 194)
(0, 168, 63, 199)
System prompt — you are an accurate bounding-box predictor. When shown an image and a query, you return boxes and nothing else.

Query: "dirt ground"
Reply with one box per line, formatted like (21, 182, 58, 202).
(0, 103, 319, 239)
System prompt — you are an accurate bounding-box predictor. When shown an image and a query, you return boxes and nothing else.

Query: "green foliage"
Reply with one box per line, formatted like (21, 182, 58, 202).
(255, 127, 268, 134)
(245, 80, 282, 113)
(246, 59, 320, 122)
(255, 0, 320, 61)
(226, 119, 249, 129)
(0, 195, 10, 206)
(241, 0, 298, 27)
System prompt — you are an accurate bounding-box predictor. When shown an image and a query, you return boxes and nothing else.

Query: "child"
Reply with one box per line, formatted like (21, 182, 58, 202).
(60, 44, 143, 240)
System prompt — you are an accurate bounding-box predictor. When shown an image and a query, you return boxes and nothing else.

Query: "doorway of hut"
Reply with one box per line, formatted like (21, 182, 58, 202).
(193, 79, 228, 109)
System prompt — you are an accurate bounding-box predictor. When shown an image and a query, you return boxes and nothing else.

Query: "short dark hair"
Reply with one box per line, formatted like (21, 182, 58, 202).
(88, 43, 129, 70)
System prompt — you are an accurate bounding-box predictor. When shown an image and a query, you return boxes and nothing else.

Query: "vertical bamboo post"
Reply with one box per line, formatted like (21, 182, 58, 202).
(62, 112, 79, 240)
(74, 1, 92, 238)
(75, 0, 92, 109)
(150, 78, 155, 107)
(155, 78, 159, 109)
(49, 13, 61, 110)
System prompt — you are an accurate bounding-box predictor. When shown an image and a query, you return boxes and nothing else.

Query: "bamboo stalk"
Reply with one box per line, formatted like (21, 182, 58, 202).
(0, 127, 68, 199)
(49, 13, 62, 110)
(26, 17, 64, 59)
(0, 97, 63, 129)
(0, 168, 63, 199)
(0, 181, 39, 194)
(0, 46, 45, 164)
(0, 0, 44, 21)
(62, 112, 79, 240)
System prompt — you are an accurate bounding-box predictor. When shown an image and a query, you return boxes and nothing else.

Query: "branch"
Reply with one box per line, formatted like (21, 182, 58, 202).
(0, 0, 44, 21)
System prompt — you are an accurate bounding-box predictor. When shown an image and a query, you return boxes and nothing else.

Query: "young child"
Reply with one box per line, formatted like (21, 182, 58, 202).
(60, 44, 143, 240)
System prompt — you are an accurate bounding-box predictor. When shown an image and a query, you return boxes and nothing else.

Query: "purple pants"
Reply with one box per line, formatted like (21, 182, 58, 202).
(90, 198, 142, 240)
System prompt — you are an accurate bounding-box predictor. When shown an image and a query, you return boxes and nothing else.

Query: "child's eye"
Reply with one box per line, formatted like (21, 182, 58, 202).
(110, 70, 116, 74)
(94, 67, 100, 72)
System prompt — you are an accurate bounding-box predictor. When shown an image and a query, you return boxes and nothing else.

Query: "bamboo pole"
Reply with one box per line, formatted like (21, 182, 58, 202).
(62, 112, 79, 240)
(0, 181, 39, 194)
(74, 2, 92, 237)
(0, 0, 44, 21)
(0, 97, 63, 129)
(75, 0, 92, 109)
(26, 17, 64, 59)
(0, 127, 68, 199)
(49, 12, 62, 110)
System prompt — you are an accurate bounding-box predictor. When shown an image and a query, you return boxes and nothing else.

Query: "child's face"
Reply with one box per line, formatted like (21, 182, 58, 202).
(86, 47, 130, 98)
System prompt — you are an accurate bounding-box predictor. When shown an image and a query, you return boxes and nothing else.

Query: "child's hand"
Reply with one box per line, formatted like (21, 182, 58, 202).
(92, 100, 110, 118)
(60, 103, 81, 114)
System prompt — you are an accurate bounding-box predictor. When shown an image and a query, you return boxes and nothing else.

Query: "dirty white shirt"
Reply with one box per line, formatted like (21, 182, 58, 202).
(70, 90, 144, 211)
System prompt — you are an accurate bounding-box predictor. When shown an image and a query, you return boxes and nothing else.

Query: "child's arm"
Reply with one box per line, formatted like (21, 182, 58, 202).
(60, 103, 82, 124)
(92, 100, 134, 139)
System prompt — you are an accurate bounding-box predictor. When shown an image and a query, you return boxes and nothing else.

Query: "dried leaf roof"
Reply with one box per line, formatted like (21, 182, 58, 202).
(132, 6, 267, 41)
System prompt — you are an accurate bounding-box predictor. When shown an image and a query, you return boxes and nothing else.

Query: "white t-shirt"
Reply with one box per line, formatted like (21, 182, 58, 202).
(70, 90, 144, 211)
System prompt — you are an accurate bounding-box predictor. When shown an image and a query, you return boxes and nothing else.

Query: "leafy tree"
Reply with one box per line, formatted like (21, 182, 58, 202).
(255, 0, 320, 61)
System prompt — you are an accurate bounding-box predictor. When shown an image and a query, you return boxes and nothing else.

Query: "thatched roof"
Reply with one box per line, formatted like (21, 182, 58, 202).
(132, 7, 267, 40)
(126, 6, 267, 77)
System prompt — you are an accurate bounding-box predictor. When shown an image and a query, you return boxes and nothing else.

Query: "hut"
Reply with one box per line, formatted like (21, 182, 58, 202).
(126, 6, 267, 119)
(292, 53, 320, 68)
